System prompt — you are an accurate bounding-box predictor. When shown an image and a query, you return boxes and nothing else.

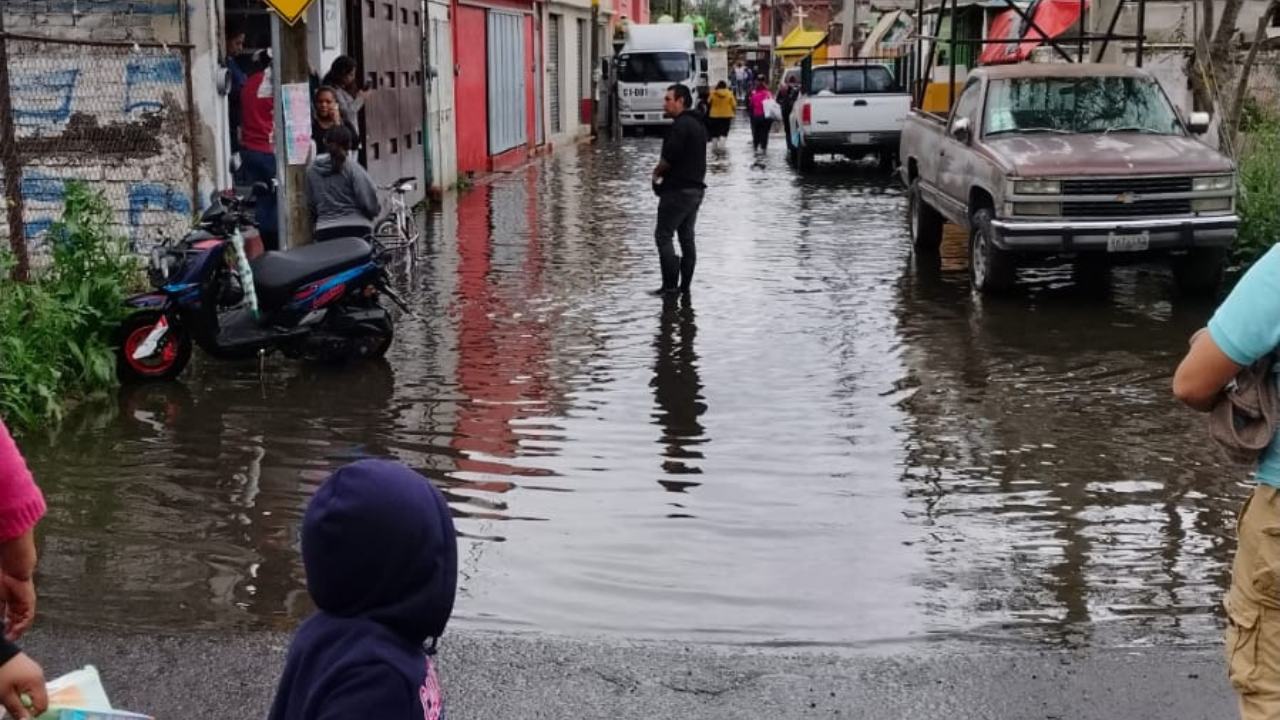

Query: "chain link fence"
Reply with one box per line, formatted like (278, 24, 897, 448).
(1, 32, 199, 276)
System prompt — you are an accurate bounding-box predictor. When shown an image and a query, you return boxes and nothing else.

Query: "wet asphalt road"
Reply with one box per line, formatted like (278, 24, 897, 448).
(22, 628, 1235, 719)
(14, 117, 1253, 716)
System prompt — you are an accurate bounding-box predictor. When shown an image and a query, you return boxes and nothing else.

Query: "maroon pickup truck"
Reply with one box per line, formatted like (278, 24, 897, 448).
(899, 63, 1238, 294)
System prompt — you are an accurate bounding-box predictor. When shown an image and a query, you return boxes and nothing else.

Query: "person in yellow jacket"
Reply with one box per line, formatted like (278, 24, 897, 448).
(706, 81, 736, 150)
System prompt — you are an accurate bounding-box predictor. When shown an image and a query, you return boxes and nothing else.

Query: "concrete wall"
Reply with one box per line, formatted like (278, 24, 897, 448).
(0, 1, 213, 254)
(544, 2, 595, 149)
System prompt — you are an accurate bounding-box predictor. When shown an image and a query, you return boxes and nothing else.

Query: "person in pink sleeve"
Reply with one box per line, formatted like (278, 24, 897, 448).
(748, 77, 774, 152)
(0, 420, 49, 719)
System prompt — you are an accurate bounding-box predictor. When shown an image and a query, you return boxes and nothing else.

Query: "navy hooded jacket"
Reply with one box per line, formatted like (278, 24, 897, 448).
(268, 460, 458, 720)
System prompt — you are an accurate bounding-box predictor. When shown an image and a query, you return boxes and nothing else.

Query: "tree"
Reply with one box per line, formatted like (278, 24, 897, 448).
(1227, 0, 1280, 150)
(1186, 0, 1247, 148)
(689, 0, 742, 38)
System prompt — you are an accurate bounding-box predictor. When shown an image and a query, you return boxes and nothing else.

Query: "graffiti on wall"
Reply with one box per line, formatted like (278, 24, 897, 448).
(5, 47, 195, 251)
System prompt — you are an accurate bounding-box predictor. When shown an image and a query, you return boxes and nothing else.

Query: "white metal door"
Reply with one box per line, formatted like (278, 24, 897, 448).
(427, 1, 456, 192)
(487, 11, 527, 153)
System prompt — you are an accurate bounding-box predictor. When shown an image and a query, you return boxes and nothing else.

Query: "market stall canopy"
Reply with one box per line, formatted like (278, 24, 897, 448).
(776, 26, 830, 68)
(978, 0, 1090, 65)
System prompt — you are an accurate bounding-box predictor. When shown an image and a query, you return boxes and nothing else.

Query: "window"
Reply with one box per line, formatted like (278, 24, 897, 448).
(615, 52, 692, 83)
(806, 65, 897, 95)
(983, 75, 1184, 136)
(949, 80, 982, 131)
(385, 3, 394, 20)
(405, 133, 413, 149)
(391, 138, 398, 154)
(386, 71, 396, 88)
(367, 1, 375, 18)
(372, 142, 380, 160)
(414, 11, 421, 26)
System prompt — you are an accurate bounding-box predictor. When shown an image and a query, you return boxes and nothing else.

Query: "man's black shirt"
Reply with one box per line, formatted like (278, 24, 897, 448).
(660, 110, 707, 191)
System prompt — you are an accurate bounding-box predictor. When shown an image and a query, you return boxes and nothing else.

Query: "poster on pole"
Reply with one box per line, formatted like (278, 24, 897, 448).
(282, 82, 313, 165)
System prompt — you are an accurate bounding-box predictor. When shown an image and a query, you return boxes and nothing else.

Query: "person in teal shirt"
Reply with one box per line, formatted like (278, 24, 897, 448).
(1175, 243, 1280, 720)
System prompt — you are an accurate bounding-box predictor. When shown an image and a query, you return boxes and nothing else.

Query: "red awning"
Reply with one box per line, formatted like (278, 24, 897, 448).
(978, 0, 1090, 65)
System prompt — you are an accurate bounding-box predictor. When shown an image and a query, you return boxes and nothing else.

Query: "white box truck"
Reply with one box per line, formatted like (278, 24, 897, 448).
(615, 23, 698, 131)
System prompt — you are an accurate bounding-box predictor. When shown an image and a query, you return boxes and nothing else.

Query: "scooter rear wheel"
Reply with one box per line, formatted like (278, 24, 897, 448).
(115, 311, 193, 383)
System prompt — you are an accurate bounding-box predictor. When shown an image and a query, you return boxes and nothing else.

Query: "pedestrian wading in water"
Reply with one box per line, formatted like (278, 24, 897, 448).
(650, 84, 707, 296)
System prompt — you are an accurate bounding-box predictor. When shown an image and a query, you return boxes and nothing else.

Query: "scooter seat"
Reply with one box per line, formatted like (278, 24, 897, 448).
(251, 237, 372, 311)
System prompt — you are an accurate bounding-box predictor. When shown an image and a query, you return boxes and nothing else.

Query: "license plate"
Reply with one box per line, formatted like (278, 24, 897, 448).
(1107, 231, 1150, 253)
(847, 133, 870, 145)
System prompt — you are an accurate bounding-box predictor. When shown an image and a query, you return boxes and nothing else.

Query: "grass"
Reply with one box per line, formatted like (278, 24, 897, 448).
(0, 181, 143, 430)
(1232, 107, 1280, 267)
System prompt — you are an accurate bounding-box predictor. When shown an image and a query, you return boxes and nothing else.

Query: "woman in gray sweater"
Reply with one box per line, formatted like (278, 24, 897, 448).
(305, 125, 380, 242)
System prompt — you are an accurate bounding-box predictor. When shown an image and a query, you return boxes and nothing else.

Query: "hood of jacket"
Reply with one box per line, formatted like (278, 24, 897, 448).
(302, 459, 458, 644)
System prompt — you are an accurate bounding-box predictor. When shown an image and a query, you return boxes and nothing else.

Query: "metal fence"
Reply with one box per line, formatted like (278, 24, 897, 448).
(0, 30, 199, 277)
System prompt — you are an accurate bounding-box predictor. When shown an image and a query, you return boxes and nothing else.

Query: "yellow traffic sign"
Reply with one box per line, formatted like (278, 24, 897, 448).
(260, 0, 315, 25)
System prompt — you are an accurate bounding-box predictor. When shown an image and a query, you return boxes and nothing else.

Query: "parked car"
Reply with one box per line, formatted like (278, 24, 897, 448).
(787, 61, 911, 171)
(899, 62, 1238, 294)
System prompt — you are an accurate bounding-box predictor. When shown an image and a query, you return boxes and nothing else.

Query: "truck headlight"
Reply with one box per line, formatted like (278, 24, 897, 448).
(1192, 175, 1234, 192)
(1191, 197, 1234, 214)
(1008, 202, 1061, 216)
(1013, 179, 1061, 195)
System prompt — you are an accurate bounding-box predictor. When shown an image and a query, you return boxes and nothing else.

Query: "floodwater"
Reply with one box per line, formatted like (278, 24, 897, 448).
(21, 120, 1243, 652)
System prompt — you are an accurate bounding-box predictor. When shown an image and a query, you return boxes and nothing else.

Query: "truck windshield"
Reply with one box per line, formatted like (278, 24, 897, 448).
(616, 52, 691, 83)
(984, 76, 1184, 136)
(807, 66, 897, 94)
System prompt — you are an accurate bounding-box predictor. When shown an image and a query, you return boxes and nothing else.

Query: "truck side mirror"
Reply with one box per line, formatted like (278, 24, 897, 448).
(951, 116, 972, 144)
(1187, 111, 1211, 135)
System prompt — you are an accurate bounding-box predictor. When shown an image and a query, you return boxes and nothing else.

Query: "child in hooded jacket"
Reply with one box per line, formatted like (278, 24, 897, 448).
(268, 459, 458, 720)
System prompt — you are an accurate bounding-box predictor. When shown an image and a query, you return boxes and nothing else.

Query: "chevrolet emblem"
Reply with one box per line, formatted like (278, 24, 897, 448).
(1116, 192, 1138, 204)
(260, 0, 315, 25)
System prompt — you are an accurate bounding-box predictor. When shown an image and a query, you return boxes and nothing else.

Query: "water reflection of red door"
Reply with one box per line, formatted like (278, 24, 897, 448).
(451, 170, 552, 489)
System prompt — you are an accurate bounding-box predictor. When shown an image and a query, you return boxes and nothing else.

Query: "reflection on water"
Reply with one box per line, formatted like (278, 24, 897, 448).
(652, 294, 706, 495)
(19, 121, 1243, 650)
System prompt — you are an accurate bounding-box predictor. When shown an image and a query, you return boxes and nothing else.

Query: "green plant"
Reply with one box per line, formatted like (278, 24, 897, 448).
(0, 181, 142, 429)
(1233, 115, 1280, 267)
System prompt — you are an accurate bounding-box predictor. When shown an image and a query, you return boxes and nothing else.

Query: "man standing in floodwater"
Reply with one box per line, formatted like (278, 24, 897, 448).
(650, 84, 707, 297)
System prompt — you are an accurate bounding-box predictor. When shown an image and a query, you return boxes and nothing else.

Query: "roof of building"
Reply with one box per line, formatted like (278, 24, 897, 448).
(777, 27, 829, 51)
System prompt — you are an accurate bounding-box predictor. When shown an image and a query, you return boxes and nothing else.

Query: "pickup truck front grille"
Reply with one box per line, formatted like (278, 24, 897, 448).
(1061, 177, 1192, 195)
(1062, 199, 1192, 217)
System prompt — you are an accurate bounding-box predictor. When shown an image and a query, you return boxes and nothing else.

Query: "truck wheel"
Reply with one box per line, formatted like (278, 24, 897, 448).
(908, 180, 943, 254)
(969, 208, 1016, 293)
(798, 148, 815, 171)
(1171, 247, 1226, 297)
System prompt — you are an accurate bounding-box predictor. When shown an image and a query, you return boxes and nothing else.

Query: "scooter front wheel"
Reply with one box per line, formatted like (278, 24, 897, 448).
(115, 311, 193, 383)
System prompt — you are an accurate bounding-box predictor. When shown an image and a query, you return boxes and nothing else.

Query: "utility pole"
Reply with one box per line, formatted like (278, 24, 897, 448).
(0, 9, 28, 282)
(271, 12, 312, 248)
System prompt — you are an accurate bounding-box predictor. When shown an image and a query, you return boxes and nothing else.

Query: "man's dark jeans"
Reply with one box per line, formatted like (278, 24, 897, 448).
(654, 188, 704, 292)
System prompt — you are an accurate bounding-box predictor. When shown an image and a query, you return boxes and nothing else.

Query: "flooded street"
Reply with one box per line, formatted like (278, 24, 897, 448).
(21, 121, 1242, 652)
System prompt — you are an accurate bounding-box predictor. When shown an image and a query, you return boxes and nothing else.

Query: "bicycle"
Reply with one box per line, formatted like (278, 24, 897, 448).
(371, 176, 421, 275)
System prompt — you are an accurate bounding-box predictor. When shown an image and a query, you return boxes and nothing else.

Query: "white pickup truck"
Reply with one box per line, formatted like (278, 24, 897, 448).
(786, 62, 911, 171)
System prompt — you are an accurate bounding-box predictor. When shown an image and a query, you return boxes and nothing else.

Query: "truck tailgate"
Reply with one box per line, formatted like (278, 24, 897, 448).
(803, 93, 911, 135)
